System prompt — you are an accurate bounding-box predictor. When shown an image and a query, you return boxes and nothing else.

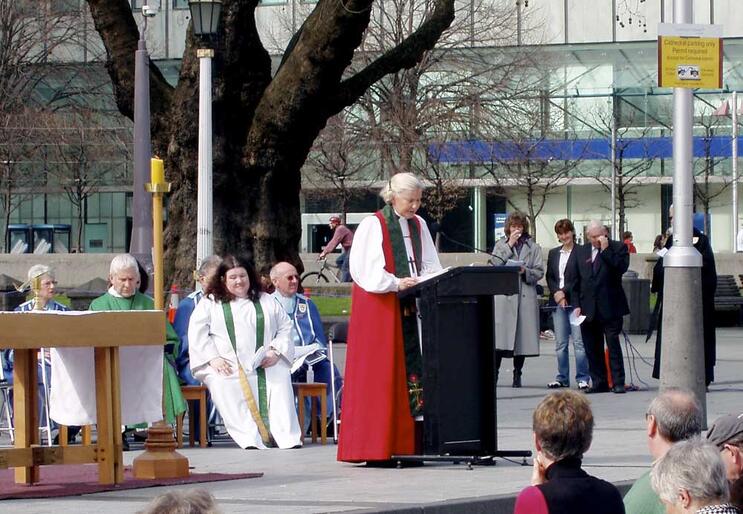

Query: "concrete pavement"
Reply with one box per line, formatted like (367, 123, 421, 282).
(2, 328, 742, 513)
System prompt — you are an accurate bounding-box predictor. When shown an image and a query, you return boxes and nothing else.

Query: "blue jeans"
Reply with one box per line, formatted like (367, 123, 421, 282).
(552, 306, 590, 385)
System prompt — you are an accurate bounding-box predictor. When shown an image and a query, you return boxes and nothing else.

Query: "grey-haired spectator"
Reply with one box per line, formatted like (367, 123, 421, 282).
(624, 388, 703, 514)
(140, 488, 221, 514)
(651, 439, 738, 514)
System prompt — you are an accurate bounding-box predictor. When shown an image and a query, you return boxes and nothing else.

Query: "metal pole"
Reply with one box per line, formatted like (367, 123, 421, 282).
(661, 0, 706, 426)
(130, 17, 154, 275)
(733, 91, 739, 251)
(611, 95, 617, 238)
(196, 48, 214, 277)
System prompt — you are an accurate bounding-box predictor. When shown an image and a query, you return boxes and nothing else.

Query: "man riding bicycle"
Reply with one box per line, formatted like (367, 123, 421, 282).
(319, 215, 353, 282)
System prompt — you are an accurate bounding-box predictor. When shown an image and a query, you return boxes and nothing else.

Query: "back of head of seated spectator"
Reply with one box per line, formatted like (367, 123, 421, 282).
(533, 389, 593, 462)
(646, 388, 702, 459)
(651, 439, 732, 513)
(139, 488, 221, 514)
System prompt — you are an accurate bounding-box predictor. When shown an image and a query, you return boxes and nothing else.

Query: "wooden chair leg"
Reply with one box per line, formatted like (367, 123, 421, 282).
(199, 393, 207, 448)
(188, 400, 196, 448)
(310, 397, 318, 444)
(59, 425, 68, 447)
(176, 412, 184, 448)
(297, 391, 306, 443)
(320, 392, 327, 445)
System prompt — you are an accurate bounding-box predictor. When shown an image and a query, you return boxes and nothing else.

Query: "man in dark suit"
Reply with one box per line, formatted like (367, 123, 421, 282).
(576, 220, 630, 394)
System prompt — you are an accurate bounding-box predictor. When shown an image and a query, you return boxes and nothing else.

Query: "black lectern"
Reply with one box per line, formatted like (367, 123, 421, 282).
(395, 266, 531, 465)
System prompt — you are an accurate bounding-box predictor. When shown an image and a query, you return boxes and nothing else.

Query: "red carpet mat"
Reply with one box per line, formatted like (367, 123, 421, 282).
(0, 465, 262, 500)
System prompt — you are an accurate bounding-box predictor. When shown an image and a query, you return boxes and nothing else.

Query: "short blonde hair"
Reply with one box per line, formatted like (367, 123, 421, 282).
(379, 173, 424, 203)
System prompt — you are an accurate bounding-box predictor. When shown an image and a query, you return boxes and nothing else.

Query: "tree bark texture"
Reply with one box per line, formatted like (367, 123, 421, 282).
(86, 0, 454, 286)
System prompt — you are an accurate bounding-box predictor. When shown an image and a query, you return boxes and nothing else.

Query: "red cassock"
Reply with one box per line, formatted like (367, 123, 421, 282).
(337, 212, 417, 462)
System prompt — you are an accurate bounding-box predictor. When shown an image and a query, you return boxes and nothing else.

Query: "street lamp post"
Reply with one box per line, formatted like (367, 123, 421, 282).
(189, 0, 222, 282)
(130, 4, 156, 277)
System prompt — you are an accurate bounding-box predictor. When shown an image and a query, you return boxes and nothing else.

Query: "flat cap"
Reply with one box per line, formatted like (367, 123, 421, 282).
(706, 413, 743, 447)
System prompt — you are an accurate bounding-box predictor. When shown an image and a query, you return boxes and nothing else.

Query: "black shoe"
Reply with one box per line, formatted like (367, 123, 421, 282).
(122, 433, 131, 451)
(612, 385, 626, 394)
(512, 370, 522, 388)
(585, 386, 610, 394)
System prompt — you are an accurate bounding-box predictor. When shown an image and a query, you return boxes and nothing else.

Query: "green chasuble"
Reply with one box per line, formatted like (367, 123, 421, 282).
(89, 291, 187, 425)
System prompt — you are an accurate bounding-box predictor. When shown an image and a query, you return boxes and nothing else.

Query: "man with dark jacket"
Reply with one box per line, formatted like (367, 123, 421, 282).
(576, 220, 630, 394)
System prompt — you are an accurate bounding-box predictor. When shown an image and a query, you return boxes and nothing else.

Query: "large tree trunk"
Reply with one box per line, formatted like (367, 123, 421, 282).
(86, 0, 454, 287)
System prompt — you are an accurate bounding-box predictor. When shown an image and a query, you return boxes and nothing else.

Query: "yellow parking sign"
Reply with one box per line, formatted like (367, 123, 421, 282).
(658, 35, 722, 89)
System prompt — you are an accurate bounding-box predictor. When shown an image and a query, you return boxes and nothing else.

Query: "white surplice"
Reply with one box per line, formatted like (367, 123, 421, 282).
(350, 212, 442, 293)
(188, 292, 301, 449)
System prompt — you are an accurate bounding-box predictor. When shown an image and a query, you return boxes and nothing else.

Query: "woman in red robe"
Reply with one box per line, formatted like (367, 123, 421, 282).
(337, 172, 442, 463)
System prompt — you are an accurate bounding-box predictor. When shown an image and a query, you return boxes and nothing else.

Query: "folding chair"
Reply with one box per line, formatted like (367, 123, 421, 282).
(0, 361, 14, 444)
(327, 321, 348, 443)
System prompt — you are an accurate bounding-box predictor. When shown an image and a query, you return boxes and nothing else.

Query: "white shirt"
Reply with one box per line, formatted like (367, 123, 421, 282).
(350, 212, 442, 294)
(591, 247, 599, 262)
(558, 245, 572, 289)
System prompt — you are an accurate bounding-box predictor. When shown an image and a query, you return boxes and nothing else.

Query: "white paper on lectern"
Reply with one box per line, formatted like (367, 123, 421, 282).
(290, 343, 324, 374)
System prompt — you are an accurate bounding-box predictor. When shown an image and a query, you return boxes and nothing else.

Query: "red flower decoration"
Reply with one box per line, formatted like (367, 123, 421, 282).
(409, 374, 419, 384)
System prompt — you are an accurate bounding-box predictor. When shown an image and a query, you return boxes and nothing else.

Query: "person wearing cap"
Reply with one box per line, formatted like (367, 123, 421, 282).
(624, 388, 703, 514)
(706, 413, 743, 511)
(318, 215, 353, 282)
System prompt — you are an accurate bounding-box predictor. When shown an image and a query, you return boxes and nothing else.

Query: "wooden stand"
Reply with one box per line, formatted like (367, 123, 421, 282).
(133, 169, 189, 479)
(0, 310, 168, 485)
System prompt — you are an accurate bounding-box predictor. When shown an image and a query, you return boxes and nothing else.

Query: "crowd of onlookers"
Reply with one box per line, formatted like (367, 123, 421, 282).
(516, 388, 743, 514)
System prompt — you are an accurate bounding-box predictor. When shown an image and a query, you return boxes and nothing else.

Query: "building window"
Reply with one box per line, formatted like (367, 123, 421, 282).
(258, 0, 287, 5)
(131, 0, 161, 9)
(50, 0, 80, 14)
(173, 0, 189, 9)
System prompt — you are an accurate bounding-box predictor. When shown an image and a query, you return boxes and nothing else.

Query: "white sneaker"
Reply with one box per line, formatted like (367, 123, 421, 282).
(578, 381, 590, 391)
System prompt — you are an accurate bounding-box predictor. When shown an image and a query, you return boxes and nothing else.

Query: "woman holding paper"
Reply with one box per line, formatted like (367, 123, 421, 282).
(188, 255, 301, 449)
(338, 172, 442, 463)
(491, 211, 544, 388)
(545, 219, 590, 391)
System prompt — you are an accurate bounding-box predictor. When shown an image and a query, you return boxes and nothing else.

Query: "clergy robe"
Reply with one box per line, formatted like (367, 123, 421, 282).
(50, 290, 186, 426)
(188, 292, 301, 449)
(337, 209, 442, 463)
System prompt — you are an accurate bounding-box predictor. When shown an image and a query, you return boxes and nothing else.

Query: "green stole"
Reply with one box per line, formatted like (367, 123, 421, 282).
(221, 300, 271, 436)
(380, 204, 424, 417)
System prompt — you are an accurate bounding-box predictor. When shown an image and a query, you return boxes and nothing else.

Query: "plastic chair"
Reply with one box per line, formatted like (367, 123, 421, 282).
(327, 321, 348, 443)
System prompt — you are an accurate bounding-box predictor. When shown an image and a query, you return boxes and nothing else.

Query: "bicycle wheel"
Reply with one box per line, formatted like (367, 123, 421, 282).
(301, 271, 329, 286)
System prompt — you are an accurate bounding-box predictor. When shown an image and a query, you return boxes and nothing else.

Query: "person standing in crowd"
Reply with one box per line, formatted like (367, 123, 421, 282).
(270, 261, 343, 432)
(490, 211, 543, 388)
(624, 388, 702, 514)
(337, 172, 442, 463)
(651, 205, 717, 386)
(706, 413, 743, 511)
(651, 439, 739, 514)
(576, 220, 629, 394)
(318, 215, 354, 282)
(545, 219, 590, 391)
(188, 255, 301, 449)
(623, 231, 637, 253)
(513, 390, 624, 514)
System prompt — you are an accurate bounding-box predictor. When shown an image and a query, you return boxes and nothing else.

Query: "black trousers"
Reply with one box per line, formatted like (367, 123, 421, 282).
(581, 316, 625, 389)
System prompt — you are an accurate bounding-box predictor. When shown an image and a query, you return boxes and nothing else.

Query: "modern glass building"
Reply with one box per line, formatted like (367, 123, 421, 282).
(4, 0, 743, 254)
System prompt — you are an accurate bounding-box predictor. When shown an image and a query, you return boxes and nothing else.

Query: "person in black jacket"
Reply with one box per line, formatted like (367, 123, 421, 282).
(545, 219, 590, 390)
(513, 390, 625, 514)
(651, 207, 717, 386)
(576, 220, 630, 394)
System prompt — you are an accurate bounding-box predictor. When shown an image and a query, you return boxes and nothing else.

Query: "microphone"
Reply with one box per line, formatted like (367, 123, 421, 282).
(437, 232, 493, 257)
